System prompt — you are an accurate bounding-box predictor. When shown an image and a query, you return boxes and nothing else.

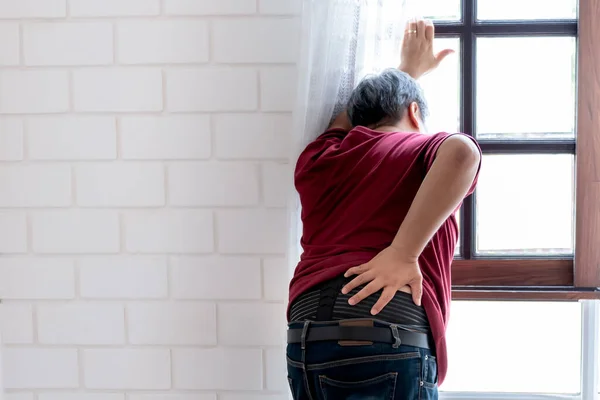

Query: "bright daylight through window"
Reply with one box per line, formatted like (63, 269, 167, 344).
(403, 0, 600, 397)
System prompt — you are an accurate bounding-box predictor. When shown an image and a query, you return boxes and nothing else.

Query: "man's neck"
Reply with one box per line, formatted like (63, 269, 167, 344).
(368, 121, 421, 134)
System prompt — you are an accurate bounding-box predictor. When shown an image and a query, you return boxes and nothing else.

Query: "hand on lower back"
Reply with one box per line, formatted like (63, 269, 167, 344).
(342, 246, 423, 315)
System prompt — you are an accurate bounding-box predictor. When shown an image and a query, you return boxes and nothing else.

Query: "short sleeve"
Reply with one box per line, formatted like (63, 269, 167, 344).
(423, 132, 482, 196)
(296, 127, 349, 175)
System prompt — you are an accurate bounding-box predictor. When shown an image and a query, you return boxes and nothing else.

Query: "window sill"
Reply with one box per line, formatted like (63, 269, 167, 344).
(452, 288, 600, 301)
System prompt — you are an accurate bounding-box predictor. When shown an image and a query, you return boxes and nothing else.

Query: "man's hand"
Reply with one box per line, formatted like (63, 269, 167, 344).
(399, 19, 454, 80)
(341, 246, 424, 315)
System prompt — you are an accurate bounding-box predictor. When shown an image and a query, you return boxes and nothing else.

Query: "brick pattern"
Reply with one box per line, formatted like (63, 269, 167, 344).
(0, 0, 298, 398)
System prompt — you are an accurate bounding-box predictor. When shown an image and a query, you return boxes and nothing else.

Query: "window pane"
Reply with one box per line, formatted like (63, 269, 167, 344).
(477, 0, 577, 20)
(476, 154, 574, 255)
(406, 0, 460, 21)
(476, 37, 576, 138)
(420, 38, 460, 134)
(444, 301, 582, 394)
(454, 210, 461, 257)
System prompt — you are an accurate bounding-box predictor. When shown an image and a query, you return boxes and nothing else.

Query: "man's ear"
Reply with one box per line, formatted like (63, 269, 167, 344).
(408, 102, 422, 131)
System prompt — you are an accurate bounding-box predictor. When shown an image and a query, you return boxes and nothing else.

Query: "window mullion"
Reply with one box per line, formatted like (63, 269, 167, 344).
(459, 0, 477, 259)
(478, 140, 576, 154)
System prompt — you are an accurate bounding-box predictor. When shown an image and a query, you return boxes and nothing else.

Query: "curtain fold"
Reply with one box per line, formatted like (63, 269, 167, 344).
(288, 0, 413, 274)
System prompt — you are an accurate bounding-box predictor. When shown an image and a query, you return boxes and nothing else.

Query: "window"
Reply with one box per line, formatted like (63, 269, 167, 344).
(442, 0, 577, 265)
(440, 301, 599, 398)
(411, 0, 600, 398)
(414, 0, 600, 297)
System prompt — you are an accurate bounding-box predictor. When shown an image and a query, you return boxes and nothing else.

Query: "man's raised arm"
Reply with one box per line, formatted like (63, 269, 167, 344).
(328, 18, 453, 131)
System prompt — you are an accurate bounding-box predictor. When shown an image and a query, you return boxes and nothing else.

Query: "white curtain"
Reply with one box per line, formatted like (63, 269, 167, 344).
(288, 0, 414, 270)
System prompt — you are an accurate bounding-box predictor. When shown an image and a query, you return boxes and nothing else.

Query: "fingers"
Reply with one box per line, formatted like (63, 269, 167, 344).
(348, 280, 382, 306)
(435, 48, 455, 66)
(403, 19, 418, 44)
(406, 18, 418, 35)
(405, 18, 435, 41)
(425, 19, 434, 41)
(341, 271, 373, 295)
(344, 264, 366, 278)
(409, 278, 424, 306)
(417, 19, 426, 38)
(371, 287, 396, 315)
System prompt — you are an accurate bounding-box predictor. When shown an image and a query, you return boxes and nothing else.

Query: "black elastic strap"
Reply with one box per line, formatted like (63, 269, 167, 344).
(287, 325, 431, 350)
(315, 275, 346, 321)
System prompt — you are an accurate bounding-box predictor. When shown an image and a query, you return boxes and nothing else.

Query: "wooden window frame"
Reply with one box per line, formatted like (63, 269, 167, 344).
(436, 0, 600, 300)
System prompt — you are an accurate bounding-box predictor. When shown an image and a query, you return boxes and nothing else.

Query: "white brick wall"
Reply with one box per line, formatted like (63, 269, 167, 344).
(165, 0, 256, 16)
(23, 22, 114, 66)
(70, 0, 160, 17)
(171, 348, 263, 390)
(27, 116, 117, 160)
(0, 0, 67, 19)
(215, 114, 292, 159)
(171, 256, 262, 300)
(0, 119, 24, 161)
(0, 0, 298, 398)
(0, 71, 70, 113)
(118, 21, 209, 64)
(0, 24, 20, 66)
(73, 69, 163, 112)
(167, 69, 258, 112)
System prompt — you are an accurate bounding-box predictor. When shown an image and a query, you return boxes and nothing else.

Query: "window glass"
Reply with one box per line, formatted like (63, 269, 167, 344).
(406, 0, 461, 21)
(476, 37, 576, 138)
(477, 0, 578, 20)
(476, 154, 574, 255)
(454, 210, 461, 257)
(420, 38, 461, 135)
(444, 301, 582, 393)
(597, 304, 600, 394)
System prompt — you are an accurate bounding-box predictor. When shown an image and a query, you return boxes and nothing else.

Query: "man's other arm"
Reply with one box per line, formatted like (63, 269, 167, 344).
(390, 135, 481, 257)
(328, 110, 353, 131)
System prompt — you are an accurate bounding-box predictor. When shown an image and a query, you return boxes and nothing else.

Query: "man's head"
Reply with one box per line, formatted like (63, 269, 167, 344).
(347, 68, 429, 133)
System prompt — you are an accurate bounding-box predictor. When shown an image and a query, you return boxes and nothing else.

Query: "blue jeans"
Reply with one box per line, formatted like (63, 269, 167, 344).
(287, 321, 438, 400)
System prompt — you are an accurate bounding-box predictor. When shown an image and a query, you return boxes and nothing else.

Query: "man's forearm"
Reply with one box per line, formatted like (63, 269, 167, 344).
(398, 63, 422, 80)
(328, 110, 353, 131)
(390, 135, 480, 259)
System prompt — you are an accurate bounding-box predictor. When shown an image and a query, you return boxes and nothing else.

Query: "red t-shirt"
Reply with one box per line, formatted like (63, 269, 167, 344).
(288, 126, 481, 386)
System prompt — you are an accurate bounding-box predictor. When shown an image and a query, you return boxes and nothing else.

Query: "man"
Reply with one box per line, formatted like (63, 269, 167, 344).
(286, 19, 481, 400)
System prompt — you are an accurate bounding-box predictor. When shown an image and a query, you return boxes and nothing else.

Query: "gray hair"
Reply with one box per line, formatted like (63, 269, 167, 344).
(347, 68, 429, 128)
